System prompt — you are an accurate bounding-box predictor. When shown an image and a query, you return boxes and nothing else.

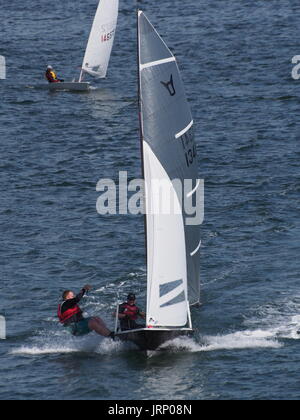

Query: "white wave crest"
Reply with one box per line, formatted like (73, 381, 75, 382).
(159, 329, 281, 353)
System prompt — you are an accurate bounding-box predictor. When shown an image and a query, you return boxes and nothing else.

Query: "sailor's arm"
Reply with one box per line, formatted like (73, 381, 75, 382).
(117, 304, 128, 319)
(138, 310, 146, 319)
(63, 286, 91, 310)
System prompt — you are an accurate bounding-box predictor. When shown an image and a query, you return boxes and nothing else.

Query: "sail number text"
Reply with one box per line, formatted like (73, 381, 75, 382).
(179, 128, 197, 168)
(101, 29, 115, 43)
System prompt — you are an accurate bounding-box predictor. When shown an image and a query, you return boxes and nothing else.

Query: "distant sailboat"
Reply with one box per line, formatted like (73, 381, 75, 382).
(115, 11, 201, 352)
(48, 0, 119, 92)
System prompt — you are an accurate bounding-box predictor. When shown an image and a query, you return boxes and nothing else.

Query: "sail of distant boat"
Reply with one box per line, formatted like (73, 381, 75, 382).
(79, 0, 119, 82)
(115, 10, 201, 351)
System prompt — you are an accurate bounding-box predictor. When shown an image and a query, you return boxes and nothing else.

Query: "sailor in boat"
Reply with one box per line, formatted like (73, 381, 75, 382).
(58, 285, 115, 339)
(45, 65, 64, 83)
(118, 293, 146, 331)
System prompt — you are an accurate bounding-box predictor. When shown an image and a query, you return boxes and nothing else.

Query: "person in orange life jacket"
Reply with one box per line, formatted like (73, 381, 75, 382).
(45, 65, 64, 83)
(118, 293, 146, 331)
(58, 285, 115, 338)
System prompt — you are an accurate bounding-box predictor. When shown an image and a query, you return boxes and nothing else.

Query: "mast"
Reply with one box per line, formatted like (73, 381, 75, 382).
(78, 69, 84, 83)
(137, 9, 148, 274)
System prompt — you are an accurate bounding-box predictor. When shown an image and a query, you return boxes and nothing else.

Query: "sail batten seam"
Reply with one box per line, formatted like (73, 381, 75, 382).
(187, 179, 201, 198)
(140, 57, 175, 70)
(175, 120, 194, 139)
(190, 240, 202, 257)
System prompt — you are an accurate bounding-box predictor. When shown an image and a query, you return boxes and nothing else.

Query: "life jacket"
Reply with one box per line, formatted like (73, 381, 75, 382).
(46, 70, 59, 83)
(57, 302, 82, 324)
(121, 303, 139, 321)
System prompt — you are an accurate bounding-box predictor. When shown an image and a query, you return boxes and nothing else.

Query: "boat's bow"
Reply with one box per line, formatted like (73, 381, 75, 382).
(115, 328, 193, 351)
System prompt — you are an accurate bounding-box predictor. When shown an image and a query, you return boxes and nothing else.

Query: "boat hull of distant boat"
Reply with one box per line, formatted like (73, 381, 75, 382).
(48, 82, 90, 92)
(115, 328, 193, 351)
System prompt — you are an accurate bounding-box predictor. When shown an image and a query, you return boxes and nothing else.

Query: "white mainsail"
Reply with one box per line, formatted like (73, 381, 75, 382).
(80, 0, 119, 81)
(138, 11, 201, 329)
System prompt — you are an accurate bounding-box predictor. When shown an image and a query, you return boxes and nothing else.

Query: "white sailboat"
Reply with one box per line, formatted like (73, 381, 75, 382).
(48, 0, 119, 92)
(115, 11, 201, 352)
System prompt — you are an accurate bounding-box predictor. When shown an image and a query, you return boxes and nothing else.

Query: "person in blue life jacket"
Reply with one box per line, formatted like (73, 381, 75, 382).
(118, 293, 146, 331)
(58, 285, 114, 339)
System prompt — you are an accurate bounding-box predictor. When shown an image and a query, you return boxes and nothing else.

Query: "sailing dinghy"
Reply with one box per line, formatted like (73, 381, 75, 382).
(48, 0, 119, 92)
(115, 11, 201, 352)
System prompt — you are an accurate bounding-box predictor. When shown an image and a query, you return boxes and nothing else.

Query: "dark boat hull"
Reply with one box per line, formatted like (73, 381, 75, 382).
(115, 328, 193, 351)
(48, 82, 90, 92)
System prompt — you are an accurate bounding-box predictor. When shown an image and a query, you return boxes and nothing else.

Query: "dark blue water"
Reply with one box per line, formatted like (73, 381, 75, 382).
(0, 0, 300, 400)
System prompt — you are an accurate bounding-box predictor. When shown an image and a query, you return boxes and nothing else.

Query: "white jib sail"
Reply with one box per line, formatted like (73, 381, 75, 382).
(80, 0, 119, 80)
(143, 142, 189, 328)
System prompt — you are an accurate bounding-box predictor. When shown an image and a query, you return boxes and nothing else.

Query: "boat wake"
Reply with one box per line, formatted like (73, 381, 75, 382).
(10, 295, 300, 357)
(244, 296, 300, 341)
(200, 329, 282, 351)
(158, 329, 281, 354)
(159, 296, 300, 354)
(11, 318, 299, 357)
(10, 324, 295, 357)
(10, 330, 129, 357)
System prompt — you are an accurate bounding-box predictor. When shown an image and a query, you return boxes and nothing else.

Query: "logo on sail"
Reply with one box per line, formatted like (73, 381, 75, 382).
(96, 171, 204, 226)
(161, 74, 176, 96)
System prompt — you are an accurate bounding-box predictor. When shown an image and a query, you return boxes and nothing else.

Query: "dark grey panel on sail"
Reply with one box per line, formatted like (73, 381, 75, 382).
(139, 12, 201, 305)
(160, 291, 186, 308)
(139, 13, 173, 66)
(160, 279, 183, 298)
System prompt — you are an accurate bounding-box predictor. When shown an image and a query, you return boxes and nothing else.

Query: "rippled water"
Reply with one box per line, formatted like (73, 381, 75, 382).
(0, 0, 300, 400)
